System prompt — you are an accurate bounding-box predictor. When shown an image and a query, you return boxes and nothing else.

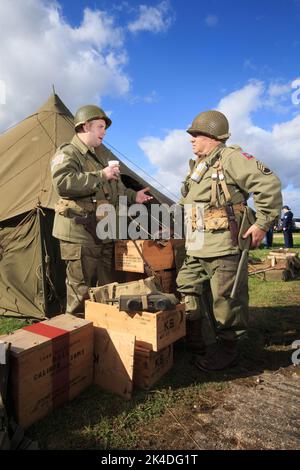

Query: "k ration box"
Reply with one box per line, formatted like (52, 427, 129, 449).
(0, 314, 93, 429)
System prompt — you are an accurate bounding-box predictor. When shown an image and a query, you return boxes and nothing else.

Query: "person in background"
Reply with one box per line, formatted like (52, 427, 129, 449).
(263, 223, 274, 249)
(282, 205, 294, 248)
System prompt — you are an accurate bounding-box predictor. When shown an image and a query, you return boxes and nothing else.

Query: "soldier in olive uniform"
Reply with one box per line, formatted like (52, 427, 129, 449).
(177, 110, 282, 370)
(51, 105, 152, 315)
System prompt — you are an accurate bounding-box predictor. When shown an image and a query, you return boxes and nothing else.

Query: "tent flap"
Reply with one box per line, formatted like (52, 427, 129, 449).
(0, 212, 45, 318)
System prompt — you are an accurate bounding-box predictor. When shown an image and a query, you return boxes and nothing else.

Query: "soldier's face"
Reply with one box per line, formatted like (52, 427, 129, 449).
(84, 119, 107, 147)
(190, 134, 214, 156)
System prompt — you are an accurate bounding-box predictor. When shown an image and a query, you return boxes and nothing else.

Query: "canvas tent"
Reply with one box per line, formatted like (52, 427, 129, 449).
(0, 94, 174, 319)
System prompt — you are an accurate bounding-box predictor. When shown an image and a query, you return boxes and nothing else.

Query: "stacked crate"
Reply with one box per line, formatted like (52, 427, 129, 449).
(0, 315, 93, 428)
(266, 249, 300, 281)
(114, 239, 184, 295)
(115, 239, 182, 390)
(85, 300, 185, 395)
(87, 239, 186, 395)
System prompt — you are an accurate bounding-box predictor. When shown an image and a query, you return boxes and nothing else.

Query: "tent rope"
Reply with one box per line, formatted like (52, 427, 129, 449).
(103, 141, 179, 201)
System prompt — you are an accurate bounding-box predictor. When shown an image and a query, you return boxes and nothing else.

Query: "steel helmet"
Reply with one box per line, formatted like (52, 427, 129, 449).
(187, 110, 230, 141)
(74, 105, 112, 130)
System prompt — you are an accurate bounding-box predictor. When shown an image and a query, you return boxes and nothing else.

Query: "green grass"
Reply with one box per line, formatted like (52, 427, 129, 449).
(0, 316, 31, 335)
(1, 233, 300, 449)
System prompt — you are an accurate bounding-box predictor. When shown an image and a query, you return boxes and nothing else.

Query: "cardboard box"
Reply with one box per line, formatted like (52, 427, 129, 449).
(85, 301, 186, 352)
(115, 240, 175, 273)
(1, 314, 93, 429)
(133, 344, 173, 390)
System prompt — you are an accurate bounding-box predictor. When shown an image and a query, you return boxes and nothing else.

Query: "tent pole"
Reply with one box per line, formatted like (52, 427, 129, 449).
(37, 208, 48, 317)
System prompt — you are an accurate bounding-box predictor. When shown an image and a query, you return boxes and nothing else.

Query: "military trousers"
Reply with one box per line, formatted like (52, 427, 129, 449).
(59, 241, 114, 315)
(176, 254, 249, 343)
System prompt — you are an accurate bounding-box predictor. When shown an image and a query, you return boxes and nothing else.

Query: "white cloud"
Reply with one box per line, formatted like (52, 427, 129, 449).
(128, 1, 173, 34)
(205, 15, 219, 27)
(268, 82, 291, 97)
(217, 81, 300, 190)
(282, 187, 300, 216)
(128, 90, 158, 105)
(138, 80, 300, 207)
(0, 0, 130, 130)
(139, 129, 193, 198)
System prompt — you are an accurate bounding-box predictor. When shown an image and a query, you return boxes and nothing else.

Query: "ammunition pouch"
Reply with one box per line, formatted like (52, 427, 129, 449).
(205, 217, 229, 231)
(204, 203, 245, 232)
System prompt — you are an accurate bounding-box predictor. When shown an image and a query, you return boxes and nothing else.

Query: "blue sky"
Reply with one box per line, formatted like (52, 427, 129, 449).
(0, 0, 300, 209)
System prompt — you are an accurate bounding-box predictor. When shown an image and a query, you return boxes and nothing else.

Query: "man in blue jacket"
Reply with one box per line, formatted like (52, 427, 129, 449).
(282, 206, 294, 248)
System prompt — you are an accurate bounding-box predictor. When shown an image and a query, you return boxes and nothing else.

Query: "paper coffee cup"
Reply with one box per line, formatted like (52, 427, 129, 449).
(108, 160, 120, 167)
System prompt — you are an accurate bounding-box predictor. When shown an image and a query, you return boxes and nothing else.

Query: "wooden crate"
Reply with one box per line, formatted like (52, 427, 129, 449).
(264, 269, 293, 281)
(85, 301, 186, 352)
(93, 328, 135, 400)
(0, 314, 93, 429)
(156, 269, 178, 294)
(133, 344, 173, 390)
(115, 240, 175, 273)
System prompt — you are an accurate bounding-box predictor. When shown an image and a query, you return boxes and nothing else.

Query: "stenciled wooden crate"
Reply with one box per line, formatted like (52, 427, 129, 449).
(115, 240, 176, 273)
(0, 314, 93, 429)
(85, 300, 186, 352)
(93, 327, 135, 400)
(133, 344, 173, 390)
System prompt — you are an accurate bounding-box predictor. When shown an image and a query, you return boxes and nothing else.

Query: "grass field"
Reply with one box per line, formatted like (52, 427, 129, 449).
(1, 234, 300, 449)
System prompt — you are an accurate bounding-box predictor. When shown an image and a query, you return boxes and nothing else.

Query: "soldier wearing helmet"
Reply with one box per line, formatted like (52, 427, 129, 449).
(51, 104, 152, 315)
(177, 110, 282, 371)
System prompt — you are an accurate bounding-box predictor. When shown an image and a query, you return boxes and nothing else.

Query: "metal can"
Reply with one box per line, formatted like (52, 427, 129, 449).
(190, 161, 209, 182)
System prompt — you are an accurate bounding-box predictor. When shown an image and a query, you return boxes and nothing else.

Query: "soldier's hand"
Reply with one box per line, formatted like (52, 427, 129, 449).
(242, 224, 266, 248)
(135, 187, 153, 204)
(103, 165, 120, 181)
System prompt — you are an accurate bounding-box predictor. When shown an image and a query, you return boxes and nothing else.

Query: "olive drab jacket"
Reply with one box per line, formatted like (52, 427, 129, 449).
(180, 143, 282, 258)
(51, 134, 136, 245)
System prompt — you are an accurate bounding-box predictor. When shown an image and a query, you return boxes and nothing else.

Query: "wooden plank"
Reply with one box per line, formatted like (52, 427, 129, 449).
(93, 328, 135, 400)
(85, 301, 186, 352)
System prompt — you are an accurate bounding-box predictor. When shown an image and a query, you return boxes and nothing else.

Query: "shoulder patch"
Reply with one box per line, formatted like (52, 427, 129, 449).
(51, 153, 65, 172)
(256, 161, 272, 175)
(242, 152, 255, 160)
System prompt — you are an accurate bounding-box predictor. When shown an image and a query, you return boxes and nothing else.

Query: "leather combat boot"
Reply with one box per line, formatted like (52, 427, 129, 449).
(194, 339, 238, 371)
